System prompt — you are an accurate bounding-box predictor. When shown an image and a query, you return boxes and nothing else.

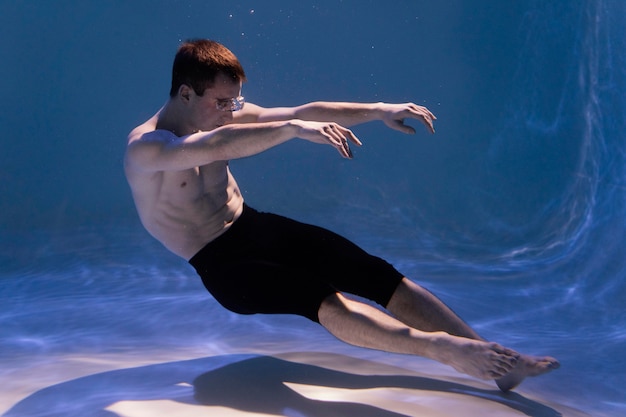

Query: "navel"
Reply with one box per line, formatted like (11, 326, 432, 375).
(180, 181, 187, 188)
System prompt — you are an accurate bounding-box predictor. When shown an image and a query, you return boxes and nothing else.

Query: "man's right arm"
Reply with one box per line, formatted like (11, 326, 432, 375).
(125, 118, 360, 173)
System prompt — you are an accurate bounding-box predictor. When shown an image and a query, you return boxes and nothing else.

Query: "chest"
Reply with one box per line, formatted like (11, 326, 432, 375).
(162, 162, 230, 197)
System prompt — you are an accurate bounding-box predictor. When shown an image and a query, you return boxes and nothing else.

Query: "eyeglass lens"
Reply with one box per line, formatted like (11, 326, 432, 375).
(217, 96, 245, 111)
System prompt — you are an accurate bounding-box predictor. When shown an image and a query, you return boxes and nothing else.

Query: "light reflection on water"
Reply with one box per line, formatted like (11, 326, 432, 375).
(1, 218, 624, 416)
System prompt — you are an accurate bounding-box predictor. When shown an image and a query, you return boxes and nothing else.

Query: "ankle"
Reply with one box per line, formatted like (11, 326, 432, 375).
(427, 331, 452, 362)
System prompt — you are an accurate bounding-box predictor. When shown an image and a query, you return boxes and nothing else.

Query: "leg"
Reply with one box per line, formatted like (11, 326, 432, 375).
(318, 293, 519, 381)
(386, 278, 483, 339)
(385, 278, 560, 391)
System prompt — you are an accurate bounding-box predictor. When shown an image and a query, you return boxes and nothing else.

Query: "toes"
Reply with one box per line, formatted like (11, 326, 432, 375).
(537, 357, 560, 372)
(524, 355, 561, 371)
(544, 357, 560, 369)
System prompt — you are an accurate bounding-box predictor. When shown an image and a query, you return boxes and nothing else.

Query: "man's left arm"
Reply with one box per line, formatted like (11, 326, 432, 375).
(235, 101, 436, 135)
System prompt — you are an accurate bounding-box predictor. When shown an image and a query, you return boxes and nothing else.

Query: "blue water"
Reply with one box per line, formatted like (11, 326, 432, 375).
(1, 1, 625, 416)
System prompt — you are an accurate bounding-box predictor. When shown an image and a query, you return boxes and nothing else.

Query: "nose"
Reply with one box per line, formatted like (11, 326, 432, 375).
(221, 111, 234, 124)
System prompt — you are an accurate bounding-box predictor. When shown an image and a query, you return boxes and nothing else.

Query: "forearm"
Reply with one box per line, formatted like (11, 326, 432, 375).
(199, 121, 299, 162)
(252, 101, 435, 135)
(292, 101, 385, 127)
(198, 118, 357, 161)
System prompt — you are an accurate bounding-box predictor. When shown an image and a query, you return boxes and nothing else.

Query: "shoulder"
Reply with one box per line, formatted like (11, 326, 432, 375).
(125, 113, 176, 174)
(127, 110, 169, 144)
(126, 107, 182, 158)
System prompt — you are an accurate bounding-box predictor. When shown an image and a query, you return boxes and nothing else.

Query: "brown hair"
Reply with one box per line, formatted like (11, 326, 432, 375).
(169, 39, 246, 97)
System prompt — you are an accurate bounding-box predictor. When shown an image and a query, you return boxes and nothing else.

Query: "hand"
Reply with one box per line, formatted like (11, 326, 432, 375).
(294, 120, 362, 159)
(381, 103, 437, 134)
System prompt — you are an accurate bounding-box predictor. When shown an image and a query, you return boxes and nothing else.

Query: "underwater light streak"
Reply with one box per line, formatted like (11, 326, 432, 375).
(447, 1, 623, 277)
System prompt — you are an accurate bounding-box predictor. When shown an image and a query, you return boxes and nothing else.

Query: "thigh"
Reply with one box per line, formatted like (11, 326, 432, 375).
(203, 258, 336, 322)
(253, 211, 405, 306)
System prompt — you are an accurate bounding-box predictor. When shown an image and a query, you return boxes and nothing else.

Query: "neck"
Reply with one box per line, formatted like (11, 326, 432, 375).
(156, 99, 195, 137)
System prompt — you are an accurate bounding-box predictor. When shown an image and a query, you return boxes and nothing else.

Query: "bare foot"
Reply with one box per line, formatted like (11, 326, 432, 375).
(496, 354, 560, 392)
(433, 334, 520, 380)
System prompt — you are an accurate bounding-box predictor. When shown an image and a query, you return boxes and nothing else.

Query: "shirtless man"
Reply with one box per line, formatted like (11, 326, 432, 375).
(125, 39, 558, 391)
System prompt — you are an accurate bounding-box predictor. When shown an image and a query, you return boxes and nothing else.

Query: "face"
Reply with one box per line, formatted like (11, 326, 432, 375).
(186, 72, 243, 131)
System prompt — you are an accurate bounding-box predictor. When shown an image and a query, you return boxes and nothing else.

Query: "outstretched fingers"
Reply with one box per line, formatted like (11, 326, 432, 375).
(408, 103, 437, 134)
(383, 103, 437, 135)
(323, 123, 361, 159)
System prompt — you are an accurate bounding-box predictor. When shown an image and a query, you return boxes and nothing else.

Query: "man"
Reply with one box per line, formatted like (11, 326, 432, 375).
(125, 39, 558, 391)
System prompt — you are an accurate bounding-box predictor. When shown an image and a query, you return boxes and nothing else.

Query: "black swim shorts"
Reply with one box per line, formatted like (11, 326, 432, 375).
(189, 204, 405, 322)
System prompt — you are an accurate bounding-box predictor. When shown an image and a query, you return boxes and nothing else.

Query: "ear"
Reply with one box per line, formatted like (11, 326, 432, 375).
(178, 84, 193, 102)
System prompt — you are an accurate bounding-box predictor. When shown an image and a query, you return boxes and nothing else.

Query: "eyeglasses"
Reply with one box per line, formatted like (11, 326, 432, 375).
(216, 96, 245, 112)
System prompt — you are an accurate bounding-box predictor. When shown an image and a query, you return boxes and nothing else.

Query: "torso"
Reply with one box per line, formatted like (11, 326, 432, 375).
(126, 95, 251, 260)
(126, 159, 244, 260)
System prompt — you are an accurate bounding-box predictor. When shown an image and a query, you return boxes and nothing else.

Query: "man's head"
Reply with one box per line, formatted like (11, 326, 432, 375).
(169, 39, 246, 97)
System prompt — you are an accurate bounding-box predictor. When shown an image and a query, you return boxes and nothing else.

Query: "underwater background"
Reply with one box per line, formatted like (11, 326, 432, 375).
(1, 1, 625, 416)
